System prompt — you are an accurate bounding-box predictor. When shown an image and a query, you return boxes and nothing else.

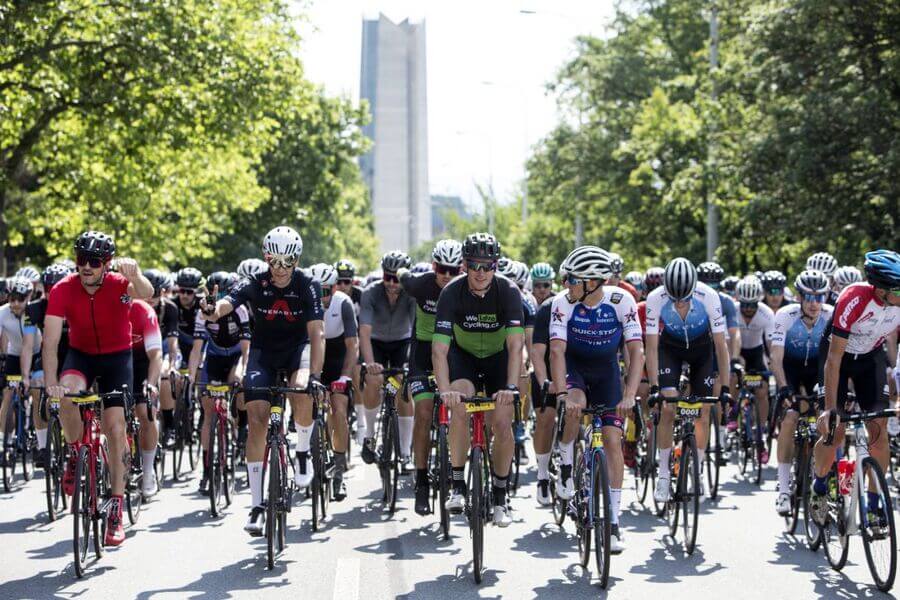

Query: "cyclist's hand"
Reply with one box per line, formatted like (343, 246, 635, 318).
(648, 384, 660, 407)
(777, 385, 793, 406)
(440, 390, 463, 408)
(47, 384, 68, 400)
(618, 394, 636, 415)
(330, 376, 350, 395)
(565, 393, 585, 418)
(817, 409, 839, 438)
(306, 373, 323, 395)
(367, 362, 384, 376)
(493, 388, 516, 406)
(21, 375, 29, 393)
(118, 257, 139, 280)
(719, 385, 732, 406)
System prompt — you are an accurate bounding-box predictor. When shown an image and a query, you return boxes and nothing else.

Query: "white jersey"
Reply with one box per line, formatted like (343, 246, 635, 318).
(324, 291, 358, 340)
(0, 303, 41, 356)
(548, 286, 641, 362)
(740, 302, 775, 349)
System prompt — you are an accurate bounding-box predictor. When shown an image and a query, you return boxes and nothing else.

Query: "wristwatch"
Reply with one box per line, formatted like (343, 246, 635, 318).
(505, 384, 518, 392)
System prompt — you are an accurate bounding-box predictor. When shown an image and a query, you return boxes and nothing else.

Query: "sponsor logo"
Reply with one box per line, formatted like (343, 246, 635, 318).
(478, 314, 497, 324)
(436, 320, 452, 329)
(704, 376, 716, 388)
(120, 294, 132, 304)
(610, 292, 623, 304)
(263, 299, 299, 322)
(578, 307, 588, 317)
(552, 308, 565, 323)
(856, 311, 874, 325)
(838, 295, 861, 328)
(625, 309, 637, 323)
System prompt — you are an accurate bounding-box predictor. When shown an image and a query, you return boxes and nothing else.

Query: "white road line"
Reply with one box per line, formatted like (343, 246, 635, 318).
(332, 557, 360, 600)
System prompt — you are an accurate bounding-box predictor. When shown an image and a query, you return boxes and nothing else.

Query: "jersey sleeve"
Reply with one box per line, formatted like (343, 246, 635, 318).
(704, 289, 726, 334)
(432, 285, 455, 345)
(359, 287, 375, 326)
(532, 303, 552, 346)
(721, 295, 739, 330)
(341, 299, 358, 337)
(501, 281, 525, 335)
(224, 277, 253, 310)
(236, 305, 252, 339)
(304, 278, 324, 322)
(644, 291, 663, 336)
(770, 307, 793, 348)
(548, 295, 572, 343)
(143, 308, 162, 353)
(193, 311, 207, 340)
(162, 304, 179, 338)
(618, 292, 643, 343)
(762, 305, 776, 344)
(45, 281, 67, 319)
(832, 284, 869, 339)
(522, 297, 536, 328)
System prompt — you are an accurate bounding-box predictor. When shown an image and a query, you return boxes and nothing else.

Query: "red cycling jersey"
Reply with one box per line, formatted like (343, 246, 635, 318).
(831, 282, 900, 355)
(46, 272, 133, 355)
(129, 299, 162, 357)
(617, 281, 641, 304)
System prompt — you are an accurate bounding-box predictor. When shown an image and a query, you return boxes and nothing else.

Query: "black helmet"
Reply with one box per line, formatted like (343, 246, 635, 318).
(334, 259, 356, 279)
(207, 271, 238, 294)
(143, 268, 168, 297)
(722, 275, 739, 293)
(462, 232, 501, 261)
(760, 270, 787, 292)
(175, 267, 205, 290)
(41, 264, 71, 289)
(643, 267, 664, 293)
(697, 262, 725, 286)
(381, 250, 411, 273)
(0, 278, 8, 296)
(74, 230, 116, 260)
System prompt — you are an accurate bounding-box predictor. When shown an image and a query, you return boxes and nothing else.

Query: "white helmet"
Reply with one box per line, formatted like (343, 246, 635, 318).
(833, 266, 862, 289)
(8, 276, 34, 296)
(497, 257, 517, 278)
(624, 271, 644, 288)
(608, 252, 625, 276)
(663, 258, 697, 301)
(237, 258, 268, 278)
(794, 269, 829, 295)
(563, 246, 614, 281)
(806, 252, 837, 276)
(308, 263, 338, 286)
(262, 226, 303, 259)
(735, 276, 764, 303)
(432, 239, 463, 267)
(512, 261, 530, 288)
(14, 266, 40, 283)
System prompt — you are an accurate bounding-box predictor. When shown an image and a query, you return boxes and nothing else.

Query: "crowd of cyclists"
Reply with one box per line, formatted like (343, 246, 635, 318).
(1, 225, 899, 589)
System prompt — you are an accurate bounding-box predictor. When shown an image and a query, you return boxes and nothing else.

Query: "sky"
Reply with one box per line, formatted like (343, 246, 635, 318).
(295, 0, 616, 211)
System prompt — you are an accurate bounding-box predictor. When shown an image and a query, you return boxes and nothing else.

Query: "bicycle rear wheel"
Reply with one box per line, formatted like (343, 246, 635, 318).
(576, 456, 591, 568)
(786, 441, 804, 535)
(752, 400, 763, 485)
(550, 448, 566, 527)
(381, 409, 400, 514)
(635, 421, 650, 505)
(510, 441, 521, 496)
(592, 450, 612, 588)
(667, 449, 680, 538)
(209, 414, 223, 517)
(470, 447, 485, 584)
(125, 436, 143, 525)
(438, 424, 450, 540)
(22, 429, 35, 482)
(266, 444, 281, 570)
(223, 419, 234, 507)
(311, 426, 322, 531)
(859, 456, 896, 592)
(45, 418, 64, 521)
(822, 467, 849, 570)
(706, 407, 721, 500)
(72, 446, 92, 579)
(803, 451, 822, 551)
(93, 451, 108, 559)
(682, 438, 700, 554)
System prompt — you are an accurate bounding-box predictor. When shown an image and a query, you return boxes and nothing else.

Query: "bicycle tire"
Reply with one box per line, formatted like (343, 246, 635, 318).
(470, 446, 484, 584)
(438, 424, 450, 540)
(786, 441, 803, 535)
(706, 406, 721, 500)
(859, 456, 896, 592)
(209, 413, 223, 517)
(636, 421, 650, 505)
(320, 422, 331, 521)
(266, 443, 280, 570)
(21, 424, 35, 482)
(650, 423, 664, 517)
(737, 403, 749, 476)
(551, 447, 566, 527)
(510, 441, 521, 496)
(125, 434, 143, 525)
(186, 391, 199, 472)
(803, 451, 822, 551)
(576, 455, 591, 568)
(93, 450, 108, 559)
(45, 417, 64, 521)
(683, 438, 700, 554)
(311, 426, 322, 531)
(753, 400, 763, 485)
(2, 406, 17, 491)
(667, 448, 680, 538)
(823, 467, 849, 570)
(72, 445, 91, 578)
(592, 450, 612, 588)
(223, 419, 234, 507)
(172, 400, 185, 481)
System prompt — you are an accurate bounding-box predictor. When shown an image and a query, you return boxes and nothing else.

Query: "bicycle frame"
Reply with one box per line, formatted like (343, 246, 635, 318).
(70, 398, 110, 518)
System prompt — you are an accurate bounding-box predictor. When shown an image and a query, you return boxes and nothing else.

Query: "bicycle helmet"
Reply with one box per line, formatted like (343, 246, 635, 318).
(531, 262, 555, 282)
(142, 268, 168, 297)
(608, 253, 624, 276)
(175, 267, 205, 290)
(307, 263, 338, 286)
(697, 262, 725, 287)
(863, 249, 900, 290)
(512, 261, 530, 288)
(794, 270, 829, 295)
(237, 258, 268, 279)
(432, 239, 463, 267)
(735, 276, 764, 303)
(832, 266, 863, 289)
(381, 250, 411, 273)
(262, 226, 303, 259)
(207, 271, 238, 294)
(462, 233, 501, 261)
(563, 246, 614, 281)
(624, 271, 644, 288)
(15, 266, 40, 283)
(74, 230, 116, 260)
(663, 258, 697, 301)
(411, 262, 432, 274)
(334, 259, 356, 279)
(7, 277, 34, 296)
(644, 267, 665, 293)
(760, 270, 787, 292)
(41, 264, 70, 289)
(496, 257, 516, 278)
(806, 252, 837, 276)
(722, 275, 739, 294)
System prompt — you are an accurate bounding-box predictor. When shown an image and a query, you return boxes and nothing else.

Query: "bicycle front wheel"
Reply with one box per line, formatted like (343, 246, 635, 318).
(752, 400, 763, 485)
(470, 446, 484, 584)
(125, 436, 143, 525)
(786, 440, 804, 535)
(682, 439, 700, 554)
(311, 425, 322, 531)
(802, 450, 822, 551)
(592, 450, 612, 588)
(822, 469, 849, 570)
(45, 418, 64, 521)
(859, 456, 897, 592)
(438, 424, 450, 540)
(576, 456, 591, 567)
(266, 444, 281, 570)
(208, 414, 223, 517)
(72, 446, 92, 578)
(706, 406, 721, 500)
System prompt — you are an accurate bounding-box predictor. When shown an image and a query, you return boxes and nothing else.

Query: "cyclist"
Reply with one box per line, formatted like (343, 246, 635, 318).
(770, 270, 833, 515)
(549, 246, 644, 552)
(190, 271, 250, 494)
(735, 275, 776, 464)
(237, 258, 268, 282)
(43, 230, 154, 546)
(128, 298, 164, 497)
(608, 253, 640, 303)
(142, 269, 181, 448)
(810, 249, 900, 526)
(506, 260, 536, 466)
(761, 270, 792, 311)
(624, 271, 645, 300)
(308, 263, 358, 501)
(806, 252, 838, 280)
(646, 258, 731, 503)
(831, 266, 863, 305)
(202, 226, 324, 535)
(432, 233, 524, 527)
(530, 263, 556, 306)
(333, 259, 365, 447)
(0, 277, 43, 463)
(721, 275, 739, 300)
(15, 266, 42, 300)
(358, 251, 415, 472)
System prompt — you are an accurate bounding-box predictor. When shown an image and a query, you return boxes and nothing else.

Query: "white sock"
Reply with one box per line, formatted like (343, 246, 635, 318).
(363, 406, 380, 440)
(610, 488, 622, 525)
(248, 461, 263, 507)
(698, 448, 705, 464)
(536, 452, 551, 480)
(559, 440, 574, 466)
(398, 416, 414, 458)
(355, 408, 366, 443)
(36, 428, 47, 449)
(778, 463, 791, 494)
(295, 424, 313, 454)
(659, 447, 672, 479)
(142, 450, 156, 477)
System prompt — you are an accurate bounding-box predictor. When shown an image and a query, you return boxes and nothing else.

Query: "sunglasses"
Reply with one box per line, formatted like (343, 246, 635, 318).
(533, 282, 552, 289)
(740, 302, 759, 310)
(178, 289, 196, 296)
(322, 286, 332, 297)
(9, 293, 28, 302)
(337, 278, 353, 285)
(265, 254, 297, 269)
(802, 293, 826, 303)
(565, 275, 581, 285)
(435, 264, 460, 276)
(383, 273, 399, 283)
(466, 260, 496, 273)
(75, 253, 105, 268)
(766, 288, 783, 295)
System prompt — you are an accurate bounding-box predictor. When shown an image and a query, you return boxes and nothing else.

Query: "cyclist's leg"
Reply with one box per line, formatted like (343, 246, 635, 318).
(288, 344, 314, 485)
(31, 367, 47, 450)
(393, 340, 414, 461)
(857, 350, 890, 476)
(0, 382, 11, 448)
(98, 354, 132, 498)
(159, 353, 176, 436)
(688, 344, 716, 462)
(243, 348, 274, 509)
(656, 346, 682, 481)
(532, 373, 556, 482)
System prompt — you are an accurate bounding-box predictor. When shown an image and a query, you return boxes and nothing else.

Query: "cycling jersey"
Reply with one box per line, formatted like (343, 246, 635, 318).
(739, 302, 775, 349)
(521, 291, 536, 329)
(322, 291, 357, 386)
(617, 280, 641, 303)
(771, 303, 834, 364)
(0, 303, 40, 356)
(830, 283, 900, 355)
(644, 282, 725, 348)
(400, 271, 442, 342)
(225, 269, 324, 354)
(46, 272, 133, 355)
(176, 297, 200, 345)
(719, 292, 739, 331)
(193, 305, 251, 353)
(531, 295, 554, 369)
(433, 274, 524, 359)
(130, 300, 162, 359)
(359, 281, 415, 342)
(154, 297, 179, 339)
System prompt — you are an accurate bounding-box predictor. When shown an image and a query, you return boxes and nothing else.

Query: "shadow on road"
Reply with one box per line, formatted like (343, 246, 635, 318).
(355, 523, 460, 560)
(511, 522, 574, 559)
(0, 565, 117, 597)
(532, 563, 620, 597)
(135, 556, 295, 600)
(396, 562, 504, 600)
(629, 539, 725, 582)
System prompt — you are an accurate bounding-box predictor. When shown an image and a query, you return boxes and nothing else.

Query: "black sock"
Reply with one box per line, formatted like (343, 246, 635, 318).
(452, 467, 465, 493)
(493, 474, 508, 507)
(416, 468, 429, 488)
(560, 464, 572, 483)
(334, 451, 347, 476)
(296, 451, 309, 473)
(237, 409, 248, 428)
(162, 409, 174, 429)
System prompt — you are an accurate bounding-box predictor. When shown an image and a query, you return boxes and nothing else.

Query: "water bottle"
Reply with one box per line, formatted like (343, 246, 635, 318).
(837, 458, 855, 496)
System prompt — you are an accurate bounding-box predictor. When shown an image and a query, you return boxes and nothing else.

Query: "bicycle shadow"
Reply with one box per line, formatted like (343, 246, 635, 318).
(354, 523, 460, 560)
(0, 514, 55, 534)
(395, 563, 505, 599)
(145, 509, 223, 533)
(25, 538, 70, 560)
(629, 540, 725, 583)
(0, 565, 117, 598)
(511, 522, 575, 560)
(769, 534, 884, 597)
(134, 556, 294, 600)
(531, 563, 620, 597)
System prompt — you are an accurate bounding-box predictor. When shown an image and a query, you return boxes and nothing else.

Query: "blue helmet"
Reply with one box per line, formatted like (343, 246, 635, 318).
(863, 249, 900, 290)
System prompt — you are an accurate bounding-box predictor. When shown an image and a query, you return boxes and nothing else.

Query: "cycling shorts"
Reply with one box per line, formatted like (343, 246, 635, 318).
(566, 357, 622, 412)
(61, 348, 133, 409)
(658, 341, 715, 397)
(740, 345, 767, 374)
(243, 344, 306, 403)
(372, 338, 410, 370)
(407, 339, 434, 402)
(783, 355, 821, 397)
(448, 345, 508, 397)
(202, 345, 242, 385)
(836, 347, 889, 413)
(4, 353, 43, 380)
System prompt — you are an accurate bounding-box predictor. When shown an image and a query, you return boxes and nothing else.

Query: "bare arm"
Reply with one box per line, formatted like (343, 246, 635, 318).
(432, 340, 451, 395)
(728, 326, 741, 358)
(187, 339, 204, 383)
(307, 320, 325, 377)
(549, 339, 568, 397)
(147, 348, 163, 388)
(713, 331, 730, 386)
(21, 332, 34, 387)
(645, 334, 660, 388)
(770, 345, 787, 390)
(342, 337, 359, 378)
(622, 339, 645, 404)
(532, 344, 548, 384)
(505, 332, 524, 388)
(236, 339, 251, 379)
(359, 324, 375, 365)
(824, 335, 849, 412)
(41, 316, 64, 389)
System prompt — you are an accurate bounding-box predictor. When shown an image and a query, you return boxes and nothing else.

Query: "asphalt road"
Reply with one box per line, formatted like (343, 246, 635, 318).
(1, 443, 895, 599)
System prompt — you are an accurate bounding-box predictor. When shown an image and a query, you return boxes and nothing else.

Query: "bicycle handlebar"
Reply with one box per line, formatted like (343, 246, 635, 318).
(648, 395, 719, 408)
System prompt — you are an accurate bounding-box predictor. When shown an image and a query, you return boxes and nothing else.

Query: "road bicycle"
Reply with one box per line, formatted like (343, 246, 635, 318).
(196, 381, 237, 517)
(1, 375, 36, 491)
(362, 364, 407, 515)
(308, 380, 330, 531)
(41, 389, 68, 521)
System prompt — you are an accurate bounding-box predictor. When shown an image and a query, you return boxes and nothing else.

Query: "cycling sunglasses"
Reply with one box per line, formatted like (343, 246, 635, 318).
(178, 289, 196, 296)
(383, 272, 399, 283)
(265, 254, 298, 269)
(740, 301, 759, 310)
(337, 278, 353, 285)
(533, 282, 552, 289)
(888, 288, 900, 298)
(802, 293, 826, 303)
(321, 286, 332, 297)
(9, 293, 28, 302)
(75, 253, 106, 268)
(766, 287, 783, 295)
(565, 275, 582, 285)
(435, 264, 460, 276)
(466, 260, 496, 273)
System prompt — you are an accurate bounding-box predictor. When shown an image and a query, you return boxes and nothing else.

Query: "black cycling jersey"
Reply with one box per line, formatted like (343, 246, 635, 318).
(531, 296, 553, 373)
(194, 305, 252, 351)
(522, 292, 536, 328)
(433, 274, 524, 358)
(155, 297, 179, 339)
(176, 296, 200, 342)
(400, 270, 444, 342)
(25, 297, 69, 356)
(225, 269, 324, 353)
